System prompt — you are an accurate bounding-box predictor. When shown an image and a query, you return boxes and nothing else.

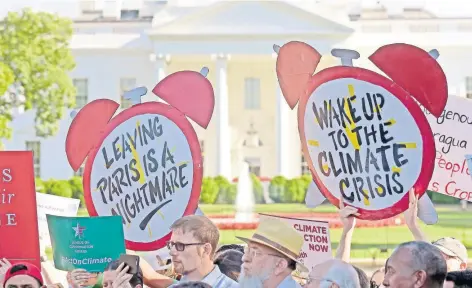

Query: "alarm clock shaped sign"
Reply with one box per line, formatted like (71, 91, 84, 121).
(274, 42, 448, 221)
(65, 67, 214, 251)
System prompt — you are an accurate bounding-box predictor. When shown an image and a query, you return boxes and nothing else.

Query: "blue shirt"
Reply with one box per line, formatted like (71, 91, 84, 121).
(277, 275, 302, 288)
(170, 265, 239, 288)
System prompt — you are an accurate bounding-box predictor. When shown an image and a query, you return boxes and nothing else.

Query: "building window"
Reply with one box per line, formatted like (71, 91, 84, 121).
(301, 153, 310, 175)
(120, 10, 139, 20)
(245, 157, 261, 177)
(26, 141, 41, 177)
(74, 164, 85, 177)
(244, 77, 261, 110)
(120, 78, 136, 109)
(73, 79, 88, 108)
(199, 140, 204, 165)
(466, 77, 472, 99)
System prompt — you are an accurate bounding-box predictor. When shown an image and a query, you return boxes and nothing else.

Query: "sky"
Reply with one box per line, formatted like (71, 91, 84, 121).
(1, 0, 472, 20)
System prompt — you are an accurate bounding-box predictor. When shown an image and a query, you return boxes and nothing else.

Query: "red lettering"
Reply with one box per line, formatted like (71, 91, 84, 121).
(308, 243, 329, 252)
(435, 151, 470, 178)
(444, 181, 472, 201)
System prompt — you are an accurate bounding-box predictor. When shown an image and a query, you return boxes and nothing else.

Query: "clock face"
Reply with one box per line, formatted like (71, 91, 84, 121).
(83, 103, 202, 250)
(298, 67, 435, 220)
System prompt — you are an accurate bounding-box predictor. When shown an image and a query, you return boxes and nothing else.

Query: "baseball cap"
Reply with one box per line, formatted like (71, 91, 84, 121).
(3, 262, 44, 287)
(432, 237, 468, 263)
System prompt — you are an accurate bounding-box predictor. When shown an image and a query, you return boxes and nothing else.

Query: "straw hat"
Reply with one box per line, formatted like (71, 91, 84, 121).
(236, 216, 308, 272)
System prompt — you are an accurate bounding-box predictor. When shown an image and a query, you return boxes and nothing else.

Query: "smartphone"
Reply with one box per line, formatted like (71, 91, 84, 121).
(118, 254, 140, 275)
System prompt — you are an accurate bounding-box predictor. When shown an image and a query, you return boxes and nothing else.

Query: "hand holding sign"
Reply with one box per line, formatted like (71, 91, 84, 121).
(68, 269, 92, 288)
(338, 201, 359, 231)
(403, 189, 419, 228)
(112, 263, 133, 288)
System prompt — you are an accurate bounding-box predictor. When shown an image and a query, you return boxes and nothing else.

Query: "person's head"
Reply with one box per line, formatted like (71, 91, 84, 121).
(214, 249, 243, 281)
(370, 267, 386, 288)
(3, 263, 43, 288)
(353, 265, 369, 288)
(216, 244, 245, 256)
(432, 238, 468, 272)
(383, 241, 447, 288)
(237, 217, 305, 288)
(305, 259, 360, 288)
(444, 270, 472, 288)
(168, 215, 220, 275)
(171, 281, 212, 288)
(103, 260, 143, 288)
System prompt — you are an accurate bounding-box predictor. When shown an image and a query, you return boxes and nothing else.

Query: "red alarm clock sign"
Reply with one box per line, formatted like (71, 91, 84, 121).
(65, 68, 214, 250)
(274, 42, 448, 220)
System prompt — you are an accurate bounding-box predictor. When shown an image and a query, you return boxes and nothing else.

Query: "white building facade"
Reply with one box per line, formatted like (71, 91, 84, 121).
(5, 0, 472, 180)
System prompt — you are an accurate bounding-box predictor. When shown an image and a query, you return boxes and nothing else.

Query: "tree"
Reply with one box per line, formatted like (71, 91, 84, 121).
(0, 8, 76, 143)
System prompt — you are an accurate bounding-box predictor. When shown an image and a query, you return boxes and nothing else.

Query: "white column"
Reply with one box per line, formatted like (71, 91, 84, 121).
(276, 81, 290, 177)
(149, 53, 170, 102)
(214, 54, 231, 179)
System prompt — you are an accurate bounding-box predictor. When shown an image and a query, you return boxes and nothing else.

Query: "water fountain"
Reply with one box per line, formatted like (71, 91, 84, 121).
(235, 161, 255, 222)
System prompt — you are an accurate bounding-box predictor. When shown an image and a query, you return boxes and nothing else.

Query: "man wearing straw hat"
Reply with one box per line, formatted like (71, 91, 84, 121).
(236, 216, 307, 288)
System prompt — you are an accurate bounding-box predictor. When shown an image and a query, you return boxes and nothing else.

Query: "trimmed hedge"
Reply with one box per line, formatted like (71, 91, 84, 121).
(34, 176, 461, 206)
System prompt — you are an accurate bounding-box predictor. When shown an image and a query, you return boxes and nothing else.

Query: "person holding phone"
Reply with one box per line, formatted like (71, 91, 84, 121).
(103, 260, 143, 288)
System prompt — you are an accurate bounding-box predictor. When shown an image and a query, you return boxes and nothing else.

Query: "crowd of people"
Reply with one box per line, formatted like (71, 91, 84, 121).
(1, 190, 471, 288)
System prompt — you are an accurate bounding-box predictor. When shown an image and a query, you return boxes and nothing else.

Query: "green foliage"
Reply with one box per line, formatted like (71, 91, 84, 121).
(214, 176, 237, 204)
(200, 177, 219, 204)
(0, 8, 76, 143)
(269, 176, 287, 203)
(0, 62, 15, 147)
(44, 179, 73, 198)
(251, 174, 265, 204)
(35, 178, 45, 193)
(69, 176, 85, 206)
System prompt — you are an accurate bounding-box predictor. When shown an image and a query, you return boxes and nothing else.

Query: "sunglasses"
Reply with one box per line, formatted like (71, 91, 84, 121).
(166, 241, 205, 252)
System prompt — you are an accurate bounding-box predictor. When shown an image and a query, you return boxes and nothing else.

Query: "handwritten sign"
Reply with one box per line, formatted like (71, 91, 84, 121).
(421, 96, 472, 201)
(87, 109, 199, 251)
(36, 193, 80, 247)
(66, 69, 214, 251)
(304, 77, 425, 217)
(260, 214, 331, 271)
(0, 151, 40, 267)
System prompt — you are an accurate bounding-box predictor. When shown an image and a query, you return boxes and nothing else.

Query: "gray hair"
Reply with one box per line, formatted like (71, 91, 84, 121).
(396, 241, 447, 287)
(320, 261, 361, 288)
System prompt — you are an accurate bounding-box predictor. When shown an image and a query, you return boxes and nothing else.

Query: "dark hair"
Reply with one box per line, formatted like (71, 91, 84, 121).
(216, 244, 245, 255)
(105, 260, 143, 287)
(171, 281, 212, 288)
(446, 270, 472, 288)
(352, 265, 369, 288)
(214, 249, 243, 281)
(9, 264, 43, 286)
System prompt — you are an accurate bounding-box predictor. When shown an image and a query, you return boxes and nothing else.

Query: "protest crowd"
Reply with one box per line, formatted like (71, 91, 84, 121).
(2, 41, 472, 288)
(1, 189, 472, 288)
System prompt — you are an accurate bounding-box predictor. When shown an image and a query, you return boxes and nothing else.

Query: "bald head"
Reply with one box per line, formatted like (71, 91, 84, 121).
(320, 261, 360, 288)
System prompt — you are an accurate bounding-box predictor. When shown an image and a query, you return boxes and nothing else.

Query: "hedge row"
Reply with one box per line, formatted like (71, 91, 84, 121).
(35, 176, 461, 206)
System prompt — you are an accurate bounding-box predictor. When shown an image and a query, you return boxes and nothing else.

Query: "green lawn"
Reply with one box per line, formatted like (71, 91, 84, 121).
(77, 204, 472, 260)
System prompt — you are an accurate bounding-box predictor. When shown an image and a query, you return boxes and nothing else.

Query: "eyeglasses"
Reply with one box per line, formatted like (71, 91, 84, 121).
(166, 241, 205, 251)
(243, 247, 282, 259)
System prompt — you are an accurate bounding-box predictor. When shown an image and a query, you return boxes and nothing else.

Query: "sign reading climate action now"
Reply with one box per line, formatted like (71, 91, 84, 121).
(47, 215, 125, 272)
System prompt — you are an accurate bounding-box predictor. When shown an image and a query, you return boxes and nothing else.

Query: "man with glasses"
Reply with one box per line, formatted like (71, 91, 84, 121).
(167, 215, 238, 288)
(237, 216, 307, 288)
(382, 241, 447, 288)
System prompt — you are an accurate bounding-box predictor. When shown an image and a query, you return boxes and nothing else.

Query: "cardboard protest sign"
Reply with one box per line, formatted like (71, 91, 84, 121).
(65, 68, 214, 250)
(47, 215, 125, 272)
(0, 151, 40, 267)
(260, 214, 332, 272)
(421, 96, 472, 201)
(36, 193, 81, 247)
(275, 42, 448, 220)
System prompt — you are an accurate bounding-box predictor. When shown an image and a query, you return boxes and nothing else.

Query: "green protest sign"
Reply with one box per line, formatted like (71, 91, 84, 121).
(47, 215, 125, 272)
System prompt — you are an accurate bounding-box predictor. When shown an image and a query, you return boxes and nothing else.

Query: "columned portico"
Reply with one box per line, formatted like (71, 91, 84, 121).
(214, 54, 231, 179)
(149, 53, 170, 102)
(275, 75, 290, 176)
